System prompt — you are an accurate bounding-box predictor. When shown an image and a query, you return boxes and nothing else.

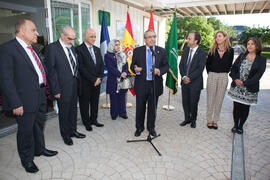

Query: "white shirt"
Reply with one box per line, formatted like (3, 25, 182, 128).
(59, 39, 76, 75)
(16, 36, 44, 84)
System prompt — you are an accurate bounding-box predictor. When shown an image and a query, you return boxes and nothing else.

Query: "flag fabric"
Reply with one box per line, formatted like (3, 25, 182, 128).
(122, 11, 135, 96)
(165, 12, 178, 95)
(148, 11, 155, 31)
(100, 11, 110, 76)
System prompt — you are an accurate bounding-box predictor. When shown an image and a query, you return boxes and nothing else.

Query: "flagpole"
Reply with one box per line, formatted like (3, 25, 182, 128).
(101, 94, 110, 109)
(163, 11, 177, 111)
(162, 89, 175, 111)
(100, 8, 110, 109)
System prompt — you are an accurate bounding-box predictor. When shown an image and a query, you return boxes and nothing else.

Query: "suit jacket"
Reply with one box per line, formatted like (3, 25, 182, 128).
(0, 39, 46, 112)
(179, 47, 207, 90)
(104, 52, 128, 94)
(229, 53, 266, 93)
(75, 43, 104, 90)
(130, 45, 169, 97)
(45, 40, 79, 102)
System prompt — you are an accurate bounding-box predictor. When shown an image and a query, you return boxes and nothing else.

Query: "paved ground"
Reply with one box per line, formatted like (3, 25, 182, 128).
(0, 64, 269, 180)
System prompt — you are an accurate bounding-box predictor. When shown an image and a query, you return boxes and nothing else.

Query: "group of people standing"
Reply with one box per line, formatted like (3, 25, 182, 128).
(0, 20, 106, 173)
(179, 30, 266, 136)
(0, 19, 267, 174)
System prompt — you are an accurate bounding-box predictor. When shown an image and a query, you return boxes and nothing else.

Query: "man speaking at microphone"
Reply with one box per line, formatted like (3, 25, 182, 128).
(131, 29, 168, 137)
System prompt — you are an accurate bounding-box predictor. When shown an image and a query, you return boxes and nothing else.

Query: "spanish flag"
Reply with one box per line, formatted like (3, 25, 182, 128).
(122, 11, 135, 95)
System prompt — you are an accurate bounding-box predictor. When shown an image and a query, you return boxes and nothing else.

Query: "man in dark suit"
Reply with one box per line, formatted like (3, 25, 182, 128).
(179, 32, 207, 128)
(0, 19, 57, 173)
(76, 28, 104, 131)
(131, 29, 169, 137)
(45, 26, 85, 146)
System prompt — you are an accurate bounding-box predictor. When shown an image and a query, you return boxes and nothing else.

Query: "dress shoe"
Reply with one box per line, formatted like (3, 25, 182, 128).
(236, 128, 243, 134)
(63, 136, 73, 145)
(35, 149, 58, 157)
(71, 131, 86, 138)
(92, 122, 104, 127)
(134, 129, 144, 137)
(180, 120, 191, 126)
(120, 116, 128, 119)
(22, 161, 39, 173)
(231, 127, 238, 133)
(191, 121, 196, 128)
(149, 129, 157, 137)
(111, 117, 117, 120)
(212, 123, 218, 130)
(207, 122, 213, 129)
(85, 126, 93, 131)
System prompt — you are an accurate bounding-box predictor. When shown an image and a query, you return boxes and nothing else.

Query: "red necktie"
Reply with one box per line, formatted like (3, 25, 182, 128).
(27, 46, 47, 86)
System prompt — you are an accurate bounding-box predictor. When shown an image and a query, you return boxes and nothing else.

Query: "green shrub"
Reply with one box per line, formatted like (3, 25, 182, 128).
(261, 52, 270, 59)
(178, 50, 183, 56)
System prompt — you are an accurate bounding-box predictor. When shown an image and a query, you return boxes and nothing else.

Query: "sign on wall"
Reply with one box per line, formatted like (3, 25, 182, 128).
(98, 10, 110, 26)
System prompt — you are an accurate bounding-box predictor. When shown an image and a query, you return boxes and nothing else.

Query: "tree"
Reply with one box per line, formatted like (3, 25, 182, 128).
(262, 30, 270, 44)
(176, 16, 214, 52)
(207, 17, 237, 40)
(166, 16, 237, 53)
(240, 27, 269, 44)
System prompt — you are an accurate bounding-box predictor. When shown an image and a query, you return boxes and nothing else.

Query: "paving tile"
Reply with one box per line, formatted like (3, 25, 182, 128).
(1, 67, 270, 180)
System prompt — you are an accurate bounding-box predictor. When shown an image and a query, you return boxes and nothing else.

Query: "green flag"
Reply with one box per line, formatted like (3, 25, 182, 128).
(165, 12, 178, 95)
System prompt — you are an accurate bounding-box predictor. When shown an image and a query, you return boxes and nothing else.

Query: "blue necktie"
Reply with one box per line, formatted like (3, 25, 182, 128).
(147, 49, 152, 80)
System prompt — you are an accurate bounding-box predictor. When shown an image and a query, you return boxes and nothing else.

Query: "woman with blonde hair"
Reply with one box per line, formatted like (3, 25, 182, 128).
(206, 30, 234, 129)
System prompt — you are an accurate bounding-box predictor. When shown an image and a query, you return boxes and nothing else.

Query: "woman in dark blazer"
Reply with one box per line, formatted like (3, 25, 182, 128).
(105, 39, 128, 120)
(228, 37, 266, 134)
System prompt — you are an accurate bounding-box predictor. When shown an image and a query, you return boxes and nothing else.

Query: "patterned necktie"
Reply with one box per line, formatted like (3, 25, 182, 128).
(147, 49, 152, 80)
(186, 49, 193, 75)
(89, 46, 96, 64)
(66, 47, 77, 76)
(27, 46, 47, 86)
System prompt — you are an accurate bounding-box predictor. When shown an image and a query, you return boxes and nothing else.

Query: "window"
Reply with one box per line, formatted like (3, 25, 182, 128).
(81, 2, 91, 40)
(51, 0, 83, 45)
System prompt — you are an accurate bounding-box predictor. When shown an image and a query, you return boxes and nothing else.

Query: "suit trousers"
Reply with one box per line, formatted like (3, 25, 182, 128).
(136, 81, 159, 131)
(181, 84, 201, 122)
(16, 87, 46, 163)
(206, 72, 228, 123)
(109, 90, 127, 118)
(57, 79, 78, 137)
(79, 84, 100, 128)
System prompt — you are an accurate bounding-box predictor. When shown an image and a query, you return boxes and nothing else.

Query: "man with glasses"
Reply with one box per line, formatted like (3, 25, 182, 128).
(131, 29, 168, 137)
(45, 26, 85, 146)
(75, 28, 104, 131)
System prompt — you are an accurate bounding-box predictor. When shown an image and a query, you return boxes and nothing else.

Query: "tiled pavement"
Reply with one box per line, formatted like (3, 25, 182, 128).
(0, 65, 269, 180)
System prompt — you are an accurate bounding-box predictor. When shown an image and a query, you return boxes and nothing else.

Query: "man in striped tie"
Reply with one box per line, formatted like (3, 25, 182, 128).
(45, 26, 85, 146)
(0, 19, 58, 173)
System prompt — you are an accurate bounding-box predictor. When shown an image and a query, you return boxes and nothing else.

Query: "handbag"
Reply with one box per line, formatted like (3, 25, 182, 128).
(119, 75, 135, 89)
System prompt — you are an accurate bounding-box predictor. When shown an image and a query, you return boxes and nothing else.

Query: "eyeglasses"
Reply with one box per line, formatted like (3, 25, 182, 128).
(67, 37, 76, 41)
(145, 35, 156, 39)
